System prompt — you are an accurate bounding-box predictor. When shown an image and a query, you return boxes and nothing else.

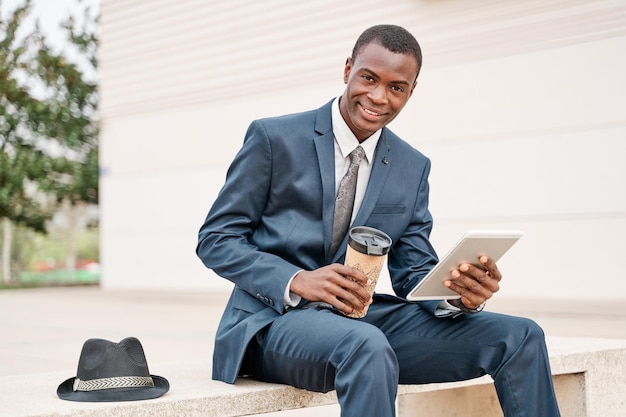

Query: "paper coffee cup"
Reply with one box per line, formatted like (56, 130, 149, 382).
(343, 226, 392, 318)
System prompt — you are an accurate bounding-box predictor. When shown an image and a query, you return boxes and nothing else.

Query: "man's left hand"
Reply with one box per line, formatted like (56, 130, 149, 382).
(444, 255, 501, 309)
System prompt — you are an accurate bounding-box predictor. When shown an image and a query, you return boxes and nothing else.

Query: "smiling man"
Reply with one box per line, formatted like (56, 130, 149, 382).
(197, 25, 561, 417)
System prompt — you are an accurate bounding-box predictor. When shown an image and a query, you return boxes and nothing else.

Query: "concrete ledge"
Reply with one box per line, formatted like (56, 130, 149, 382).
(3, 336, 626, 417)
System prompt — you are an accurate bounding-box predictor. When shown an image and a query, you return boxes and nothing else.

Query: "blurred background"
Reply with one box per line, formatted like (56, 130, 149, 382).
(1, 0, 625, 300)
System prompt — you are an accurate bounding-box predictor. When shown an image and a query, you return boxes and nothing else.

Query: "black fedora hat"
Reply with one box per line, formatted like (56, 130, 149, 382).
(57, 337, 169, 402)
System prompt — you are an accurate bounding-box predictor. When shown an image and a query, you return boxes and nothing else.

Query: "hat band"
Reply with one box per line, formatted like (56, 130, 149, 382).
(73, 376, 155, 392)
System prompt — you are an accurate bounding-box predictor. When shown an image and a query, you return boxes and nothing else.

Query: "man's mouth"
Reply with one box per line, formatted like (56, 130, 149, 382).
(360, 104, 385, 118)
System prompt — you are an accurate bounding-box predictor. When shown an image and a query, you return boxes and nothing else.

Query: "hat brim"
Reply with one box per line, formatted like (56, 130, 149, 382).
(57, 375, 169, 402)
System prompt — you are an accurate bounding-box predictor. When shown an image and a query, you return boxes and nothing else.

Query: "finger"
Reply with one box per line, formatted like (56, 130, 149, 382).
(458, 264, 500, 292)
(444, 280, 488, 309)
(479, 256, 502, 281)
(449, 269, 495, 300)
(336, 264, 369, 285)
(332, 272, 371, 301)
(453, 275, 492, 299)
(328, 279, 371, 311)
(333, 291, 365, 314)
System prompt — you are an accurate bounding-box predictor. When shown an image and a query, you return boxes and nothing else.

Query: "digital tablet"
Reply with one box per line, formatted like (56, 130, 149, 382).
(406, 230, 523, 301)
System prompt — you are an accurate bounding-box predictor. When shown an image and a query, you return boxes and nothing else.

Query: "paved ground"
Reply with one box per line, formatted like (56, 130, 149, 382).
(2, 286, 625, 416)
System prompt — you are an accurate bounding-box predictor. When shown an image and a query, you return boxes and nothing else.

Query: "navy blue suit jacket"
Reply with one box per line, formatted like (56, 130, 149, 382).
(197, 100, 440, 383)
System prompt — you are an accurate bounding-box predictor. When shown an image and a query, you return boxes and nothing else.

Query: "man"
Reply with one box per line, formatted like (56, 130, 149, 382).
(197, 24, 561, 417)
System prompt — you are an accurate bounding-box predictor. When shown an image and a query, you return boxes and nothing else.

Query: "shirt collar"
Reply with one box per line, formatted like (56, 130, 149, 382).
(331, 97, 381, 163)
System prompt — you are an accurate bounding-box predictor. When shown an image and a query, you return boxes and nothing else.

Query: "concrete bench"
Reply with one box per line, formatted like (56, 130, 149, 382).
(3, 336, 625, 417)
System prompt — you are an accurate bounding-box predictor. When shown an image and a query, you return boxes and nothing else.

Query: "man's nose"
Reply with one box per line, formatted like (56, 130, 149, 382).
(368, 85, 388, 104)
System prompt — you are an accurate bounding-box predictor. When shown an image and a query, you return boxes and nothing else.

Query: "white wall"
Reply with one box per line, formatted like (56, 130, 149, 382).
(391, 35, 626, 299)
(100, 0, 626, 299)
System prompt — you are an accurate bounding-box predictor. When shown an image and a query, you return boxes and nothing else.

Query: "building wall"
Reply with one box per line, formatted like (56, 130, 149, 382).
(100, 0, 626, 299)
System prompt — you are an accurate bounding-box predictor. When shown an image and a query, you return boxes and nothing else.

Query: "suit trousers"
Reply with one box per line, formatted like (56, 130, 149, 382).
(246, 295, 561, 417)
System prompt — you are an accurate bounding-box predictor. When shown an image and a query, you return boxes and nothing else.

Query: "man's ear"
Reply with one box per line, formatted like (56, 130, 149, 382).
(343, 57, 352, 84)
(409, 79, 418, 97)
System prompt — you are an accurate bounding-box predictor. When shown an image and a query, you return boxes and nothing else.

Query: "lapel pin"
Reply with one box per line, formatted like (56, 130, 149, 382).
(382, 157, 389, 165)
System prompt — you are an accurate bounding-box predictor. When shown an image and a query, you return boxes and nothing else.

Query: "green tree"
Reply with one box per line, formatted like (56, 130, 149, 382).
(0, 0, 99, 284)
(1, 2, 50, 232)
(30, 1, 99, 207)
(31, 2, 99, 281)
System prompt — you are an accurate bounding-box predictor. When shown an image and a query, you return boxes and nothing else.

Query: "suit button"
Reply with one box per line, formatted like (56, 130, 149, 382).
(255, 293, 274, 306)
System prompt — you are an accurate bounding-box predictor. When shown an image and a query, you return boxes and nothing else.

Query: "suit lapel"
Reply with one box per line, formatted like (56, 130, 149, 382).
(313, 101, 337, 260)
(353, 129, 392, 225)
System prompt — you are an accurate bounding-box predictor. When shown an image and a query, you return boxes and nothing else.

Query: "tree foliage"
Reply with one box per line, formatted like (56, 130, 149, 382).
(1, 0, 49, 232)
(0, 0, 99, 232)
(1, 0, 99, 283)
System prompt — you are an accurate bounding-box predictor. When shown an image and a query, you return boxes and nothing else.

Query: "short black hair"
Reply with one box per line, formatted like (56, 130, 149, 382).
(351, 24, 422, 77)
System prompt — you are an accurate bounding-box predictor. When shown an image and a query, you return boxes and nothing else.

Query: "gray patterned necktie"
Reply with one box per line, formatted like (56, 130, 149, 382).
(330, 146, 366, 256)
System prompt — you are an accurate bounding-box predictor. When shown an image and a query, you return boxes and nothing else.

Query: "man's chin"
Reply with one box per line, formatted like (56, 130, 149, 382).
(354, 121, 384, 138)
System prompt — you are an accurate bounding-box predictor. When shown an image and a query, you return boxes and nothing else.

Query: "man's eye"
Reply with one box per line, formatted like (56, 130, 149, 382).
(392, 86, 404, 93)
(362, 75, 374, 82)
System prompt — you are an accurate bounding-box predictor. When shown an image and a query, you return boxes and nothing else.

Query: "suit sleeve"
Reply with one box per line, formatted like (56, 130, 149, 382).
(196, 120, 301, 313)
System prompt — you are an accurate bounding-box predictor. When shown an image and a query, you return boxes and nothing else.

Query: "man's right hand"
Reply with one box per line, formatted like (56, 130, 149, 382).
(290, 264, 372, 316)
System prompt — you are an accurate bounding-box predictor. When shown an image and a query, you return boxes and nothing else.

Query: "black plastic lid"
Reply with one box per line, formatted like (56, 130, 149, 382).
(348, 226, 392, 256)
